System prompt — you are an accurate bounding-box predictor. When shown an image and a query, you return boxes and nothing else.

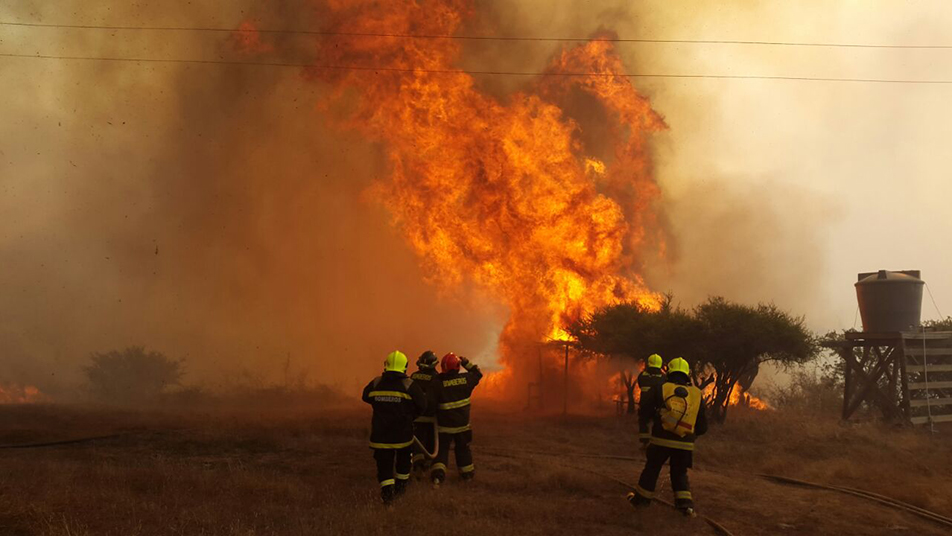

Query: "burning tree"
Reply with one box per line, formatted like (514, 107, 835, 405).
(570, 296, 817, 422)
(84, 346, 183, 404)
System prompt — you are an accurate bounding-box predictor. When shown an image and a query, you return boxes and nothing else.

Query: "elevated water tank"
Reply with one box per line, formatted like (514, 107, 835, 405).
(855, 270, 924, 332)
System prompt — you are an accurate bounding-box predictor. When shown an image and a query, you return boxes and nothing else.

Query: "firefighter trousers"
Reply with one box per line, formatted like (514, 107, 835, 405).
(411, 420, 436, 471)
(373, 446, 412, 503)
(635, 444, 694, 509)
(430, 430, 474, 481)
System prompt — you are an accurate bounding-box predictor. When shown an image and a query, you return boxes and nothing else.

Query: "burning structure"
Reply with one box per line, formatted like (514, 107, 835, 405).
(310, 1, 666, 394)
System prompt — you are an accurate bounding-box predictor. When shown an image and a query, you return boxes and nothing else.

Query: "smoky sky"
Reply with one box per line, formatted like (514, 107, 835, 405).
(3, 0, 951, 396)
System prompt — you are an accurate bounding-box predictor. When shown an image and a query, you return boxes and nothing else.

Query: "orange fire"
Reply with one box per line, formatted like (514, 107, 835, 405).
(231, 20, 273, 54)
(731, 389, 770, 410)
(0, 383, 49, 404)
(702, 383, 770, 410)
(311, 1, 666, 391)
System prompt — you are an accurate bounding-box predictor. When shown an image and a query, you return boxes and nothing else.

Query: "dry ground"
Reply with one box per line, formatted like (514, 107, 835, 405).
(0, 403, 950, 536)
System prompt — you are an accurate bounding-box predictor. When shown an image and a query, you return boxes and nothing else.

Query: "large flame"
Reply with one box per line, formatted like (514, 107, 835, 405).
(310, 1, 666, 391)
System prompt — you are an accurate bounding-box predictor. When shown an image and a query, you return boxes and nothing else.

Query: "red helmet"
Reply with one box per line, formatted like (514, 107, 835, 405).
(441, 352, 461, 372)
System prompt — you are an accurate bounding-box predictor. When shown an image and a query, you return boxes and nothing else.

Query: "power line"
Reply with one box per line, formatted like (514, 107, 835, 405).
(2, 52, 952, 84)
(2, 20, 952, 50)
(925, 283, 945, 319)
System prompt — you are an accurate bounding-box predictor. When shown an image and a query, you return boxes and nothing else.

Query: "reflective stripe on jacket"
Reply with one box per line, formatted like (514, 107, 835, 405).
(362, 371, 427, 448)
(638, 376, 708, 451)
(435, 364, 482, 433)
(637, 368, 665, 396)
(410, 367, 441, 420)
(636, 368, 665, 439)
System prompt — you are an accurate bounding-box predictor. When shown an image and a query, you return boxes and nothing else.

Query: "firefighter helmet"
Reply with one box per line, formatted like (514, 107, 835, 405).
(441, 352, 461, 372)
(417, 350, 438, 369)
(667, 357, 690, 376)
(647, 353, 662, 369)
(384, 350, 408, 373)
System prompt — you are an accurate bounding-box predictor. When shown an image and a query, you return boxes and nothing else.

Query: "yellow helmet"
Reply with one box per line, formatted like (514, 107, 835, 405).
(667, 357, 690, 376)
(647, 354, 662, 369)
(384, 350, 408, 373)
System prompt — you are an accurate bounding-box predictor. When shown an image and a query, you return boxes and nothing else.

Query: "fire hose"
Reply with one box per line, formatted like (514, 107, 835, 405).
(5, 430, 949, 532)
(480, 447, 735, 536)
(759, 474, 952, 530)
(0, 433, 126, 449)
(411, 418, 439, 459)
(480, 446, 952, 532)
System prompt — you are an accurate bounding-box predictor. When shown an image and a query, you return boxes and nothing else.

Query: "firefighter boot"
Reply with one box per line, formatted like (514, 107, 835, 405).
(380, 484, 395, 505)
(627, 492, 651, 509)
(394, 479, 409, 497)
(430, 463, 446, 488)
(674, 491, 695, 516)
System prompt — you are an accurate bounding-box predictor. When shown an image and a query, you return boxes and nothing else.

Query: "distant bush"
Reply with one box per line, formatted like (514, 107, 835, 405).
(924, 317, 952, 331)
(84, 346, 183, 404)
(157, 383, 347, 410)
(765, 361, 842, 413)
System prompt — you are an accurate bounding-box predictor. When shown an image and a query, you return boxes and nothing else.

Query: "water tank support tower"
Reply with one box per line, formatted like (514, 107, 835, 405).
(822, 270, 952, 425)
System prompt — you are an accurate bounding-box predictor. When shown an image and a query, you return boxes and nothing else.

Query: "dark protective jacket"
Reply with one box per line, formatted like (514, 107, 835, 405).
(636, 367, 666, 440)
(362, 371, 427, 449)
(638, 374, 708, 451)
(434, 362, 483, 434)
(410, 366, 441, 422)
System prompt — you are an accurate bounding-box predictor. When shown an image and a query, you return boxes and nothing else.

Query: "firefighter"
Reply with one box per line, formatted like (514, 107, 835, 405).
(628, 357, 708, 517)
(636, 353, 665, 445)
(430, 352, 482, 486)
(410, 350, 440, 475)
(361, 350, 427, 504)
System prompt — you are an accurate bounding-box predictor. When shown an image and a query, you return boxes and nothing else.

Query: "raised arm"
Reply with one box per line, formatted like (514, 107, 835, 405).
(460, 357, 483, 388)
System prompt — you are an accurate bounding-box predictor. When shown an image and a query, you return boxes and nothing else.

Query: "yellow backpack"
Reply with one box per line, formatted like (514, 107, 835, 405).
(659, 383, 701, 437)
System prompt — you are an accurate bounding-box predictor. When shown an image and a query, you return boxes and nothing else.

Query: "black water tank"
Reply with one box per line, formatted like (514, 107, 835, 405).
(855, 270, 924, 332)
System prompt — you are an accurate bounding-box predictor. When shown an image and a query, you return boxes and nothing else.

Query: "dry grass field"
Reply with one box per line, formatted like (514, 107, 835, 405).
(0, 402, 950, 536)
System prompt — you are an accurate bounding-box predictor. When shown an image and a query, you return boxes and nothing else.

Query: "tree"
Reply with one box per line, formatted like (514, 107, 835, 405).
(84, 346, 183, 404)
(568, 296, 702, 414)
(694, 297, 817, 422)
(569, 296, 817, 422)
(924, 317, 952, 331)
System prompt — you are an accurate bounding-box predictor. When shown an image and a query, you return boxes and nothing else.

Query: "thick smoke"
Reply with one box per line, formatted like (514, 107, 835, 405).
(9, 0, 942, 398)
(1, 0, 499, 396)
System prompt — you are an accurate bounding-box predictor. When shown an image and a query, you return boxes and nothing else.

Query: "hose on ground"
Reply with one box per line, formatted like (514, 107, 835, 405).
(759, 474, 952, 530)
(0, 433, 126, 449)
(482, 445, 952, 532)
(481, 448, 736, 536)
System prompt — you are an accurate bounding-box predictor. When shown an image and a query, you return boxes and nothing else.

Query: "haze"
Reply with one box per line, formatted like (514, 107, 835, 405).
(2, 0, 950, 396)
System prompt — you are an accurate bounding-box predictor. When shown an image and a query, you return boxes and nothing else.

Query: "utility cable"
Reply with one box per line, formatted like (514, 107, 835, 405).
(3, 52, 952, 84)
(925, 283, 945, 320)
(2, 20, 952, 50)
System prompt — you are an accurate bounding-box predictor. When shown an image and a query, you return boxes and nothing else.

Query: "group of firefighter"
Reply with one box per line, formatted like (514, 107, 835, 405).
(362, 349, 707, 518)
(361, 350, 481, 504)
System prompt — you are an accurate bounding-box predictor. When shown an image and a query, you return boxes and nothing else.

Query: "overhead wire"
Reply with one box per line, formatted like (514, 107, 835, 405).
(3, 52, 952, 84)
(925, 283, 945, 319)
(2, 20, 952, 49)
